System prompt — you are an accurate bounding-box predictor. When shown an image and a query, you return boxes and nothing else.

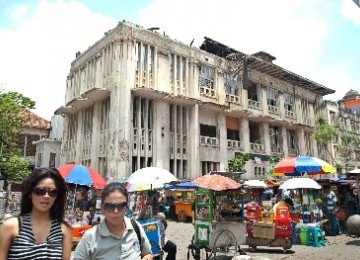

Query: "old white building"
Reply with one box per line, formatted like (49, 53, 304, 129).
(319, 99, 360, 175)
(55, 21, 335, 181)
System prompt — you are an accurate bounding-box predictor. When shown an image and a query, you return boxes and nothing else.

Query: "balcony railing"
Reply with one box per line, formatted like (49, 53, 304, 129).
(226, 94, 241, 104)
(248, 100, 260, 110)
(268, 105, 279, 115)
(285, 110, 295, 119)
(250, 143, 265, 153)
(200, 86, 216, 98)
(227, 140, 243, 149)
(200, 136, 218, 147)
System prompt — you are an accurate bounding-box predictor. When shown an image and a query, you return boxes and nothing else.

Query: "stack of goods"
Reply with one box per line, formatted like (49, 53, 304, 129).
(260, 201, 274, 223)
(245, 204, 261, 237)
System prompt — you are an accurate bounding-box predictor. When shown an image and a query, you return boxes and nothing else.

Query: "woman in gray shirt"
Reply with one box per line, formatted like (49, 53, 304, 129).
(73, 183, 153, 260)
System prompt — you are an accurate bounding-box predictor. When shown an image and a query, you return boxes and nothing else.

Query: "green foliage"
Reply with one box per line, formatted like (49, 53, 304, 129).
(313, 118, 339, 145)
(227, 153, 251, 173)
(268, 156, 281, 179)
(0, 90, 35, 186)
(1, 155, 30, 184)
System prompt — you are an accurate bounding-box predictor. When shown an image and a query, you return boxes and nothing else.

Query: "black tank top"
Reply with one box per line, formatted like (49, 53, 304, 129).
(8, 214, 63, 260)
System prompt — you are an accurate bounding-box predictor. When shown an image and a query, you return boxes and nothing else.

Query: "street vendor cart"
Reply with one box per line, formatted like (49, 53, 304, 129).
(187, 174, 247, 260)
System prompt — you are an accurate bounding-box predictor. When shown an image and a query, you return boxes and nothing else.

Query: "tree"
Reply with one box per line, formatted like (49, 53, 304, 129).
(268, 155, 281, 179)
(227, 153, 251, 173)
(313, 118, 339, 162)
(0, 90, 35, 186)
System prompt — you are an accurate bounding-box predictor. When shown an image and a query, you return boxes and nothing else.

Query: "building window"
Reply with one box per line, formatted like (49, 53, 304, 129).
(200, 124, 217, 137)
(284, 93, 294, 111)
(201, 161, 219, 175)
(199, 65, 215, 89)
(227, 129, 240, 141)
(270, 126, 279, 146)
(267, 87, 278, 106)
(37, 153, 42, 167)
(224, 73, 237, 95)
(248, 82, 258, 101)
(287, 130, 297, 149)
(49, 153, 56, 167)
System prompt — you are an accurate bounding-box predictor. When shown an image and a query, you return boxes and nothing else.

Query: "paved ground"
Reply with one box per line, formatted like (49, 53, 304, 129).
(165, 220, 360, 260)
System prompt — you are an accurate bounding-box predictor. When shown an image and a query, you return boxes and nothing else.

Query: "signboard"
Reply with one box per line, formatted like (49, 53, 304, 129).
(138, 219, 162, 256)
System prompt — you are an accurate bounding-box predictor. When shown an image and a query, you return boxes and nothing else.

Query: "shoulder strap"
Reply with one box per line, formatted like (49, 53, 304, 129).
(131, 218, 142, 249)
(17, 216, 22, 231)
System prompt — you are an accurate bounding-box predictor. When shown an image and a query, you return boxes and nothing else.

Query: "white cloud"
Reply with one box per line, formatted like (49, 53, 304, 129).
(0, 0, 116, 120)
(10, 4, 29, 22)
(341, 0, 360, 26)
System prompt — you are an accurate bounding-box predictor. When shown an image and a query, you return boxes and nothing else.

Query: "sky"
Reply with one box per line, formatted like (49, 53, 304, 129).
(0, 0, 359, 120)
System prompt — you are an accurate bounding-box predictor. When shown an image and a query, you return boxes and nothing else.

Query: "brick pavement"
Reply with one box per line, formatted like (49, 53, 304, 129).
(165, 220, 360, 260)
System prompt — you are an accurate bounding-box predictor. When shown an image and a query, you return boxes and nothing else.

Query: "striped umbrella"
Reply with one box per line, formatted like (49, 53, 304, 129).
(273, 156, 335, 177)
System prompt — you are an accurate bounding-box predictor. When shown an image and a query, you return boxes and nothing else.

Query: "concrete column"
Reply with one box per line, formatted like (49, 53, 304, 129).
(281, 126, 289, 158)
(263, 122, 271, 154)
(295, 96, 303, 124)
(90, 103, 100, 170)
(218, 114, 227, 170)
(153, 101, 170, 170)
(107, 38, 133, 180)
(260, 85, 268, 114)
(188, 104, 199, 179)
(279, 92, 285, 119)
(241, 118, 250, 152)
(298, 128, 305, 156)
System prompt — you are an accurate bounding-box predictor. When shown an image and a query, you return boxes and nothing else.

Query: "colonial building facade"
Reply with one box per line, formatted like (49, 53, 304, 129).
(55, 21, 335, 181)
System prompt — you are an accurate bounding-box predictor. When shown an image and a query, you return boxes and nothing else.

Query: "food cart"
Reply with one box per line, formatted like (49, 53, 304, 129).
(245, 205, 292, 252)
(187, 187, 246, 260)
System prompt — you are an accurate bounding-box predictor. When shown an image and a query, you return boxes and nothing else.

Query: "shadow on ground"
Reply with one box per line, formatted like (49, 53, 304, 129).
(345, 239, 360, 246)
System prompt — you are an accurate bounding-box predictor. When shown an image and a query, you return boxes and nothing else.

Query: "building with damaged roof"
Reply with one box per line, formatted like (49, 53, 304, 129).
(55, 20, 338, 181)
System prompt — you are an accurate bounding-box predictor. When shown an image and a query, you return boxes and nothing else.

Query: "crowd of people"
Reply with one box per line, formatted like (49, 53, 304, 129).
(0, 167, 177, 260)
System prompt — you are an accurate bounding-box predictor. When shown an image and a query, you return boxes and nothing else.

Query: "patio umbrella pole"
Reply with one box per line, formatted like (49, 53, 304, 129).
(72, 184, 77, 210)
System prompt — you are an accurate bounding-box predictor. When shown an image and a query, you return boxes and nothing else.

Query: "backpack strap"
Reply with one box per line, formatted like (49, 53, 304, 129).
(131, 218, 142, 249)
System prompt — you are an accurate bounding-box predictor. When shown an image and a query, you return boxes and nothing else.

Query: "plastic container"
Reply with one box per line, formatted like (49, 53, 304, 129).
(245, 205, 261, 221)
(299, 227, 309, 245)
(275, 218, 291, 238)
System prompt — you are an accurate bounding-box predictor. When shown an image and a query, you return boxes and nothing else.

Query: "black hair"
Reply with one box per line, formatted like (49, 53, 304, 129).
(101, 182, 128, 204)
(20, 167, 68, 223)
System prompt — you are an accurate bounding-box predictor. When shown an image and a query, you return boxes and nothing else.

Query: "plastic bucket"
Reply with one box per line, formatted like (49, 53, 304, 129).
(299, 228, 309, 245)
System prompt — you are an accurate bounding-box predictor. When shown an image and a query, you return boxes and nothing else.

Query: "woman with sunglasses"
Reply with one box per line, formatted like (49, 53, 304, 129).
(73, 182, 153, 260)
(0, 167, 72, 260)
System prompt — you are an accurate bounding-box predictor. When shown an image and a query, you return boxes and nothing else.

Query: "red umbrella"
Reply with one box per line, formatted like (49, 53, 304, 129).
(193, 174, 241, 191)
(57, 164, 106, 189)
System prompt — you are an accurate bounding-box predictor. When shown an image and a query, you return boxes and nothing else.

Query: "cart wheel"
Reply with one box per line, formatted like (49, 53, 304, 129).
(178, 210, 187, 222)
(213, 230, 238, 259)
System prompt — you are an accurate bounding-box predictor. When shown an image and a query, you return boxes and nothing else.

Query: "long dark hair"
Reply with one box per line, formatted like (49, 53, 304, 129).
(101, 182, 128, 204)
(20, 167, 68, 223)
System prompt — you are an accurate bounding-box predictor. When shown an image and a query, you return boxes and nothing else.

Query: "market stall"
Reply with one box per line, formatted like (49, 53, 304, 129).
(187, 174, 246, 260)
(166, 181, 196, 221)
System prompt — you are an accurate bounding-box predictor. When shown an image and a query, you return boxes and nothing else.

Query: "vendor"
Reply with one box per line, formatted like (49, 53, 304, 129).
(272, 196, 294, 218)
(85, 205, 101, 225)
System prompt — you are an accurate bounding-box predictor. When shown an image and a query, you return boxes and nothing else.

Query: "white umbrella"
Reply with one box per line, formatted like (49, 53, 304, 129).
(126, 167, 178, 191)
(279, 177, 322, 190)
(243, 179, 267, 188)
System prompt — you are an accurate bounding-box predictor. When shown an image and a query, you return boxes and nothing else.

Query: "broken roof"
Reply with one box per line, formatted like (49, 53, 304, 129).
(200, 37, 335, 96)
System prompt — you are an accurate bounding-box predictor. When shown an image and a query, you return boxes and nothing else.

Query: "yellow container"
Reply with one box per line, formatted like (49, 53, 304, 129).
(260, 211, 274, 223)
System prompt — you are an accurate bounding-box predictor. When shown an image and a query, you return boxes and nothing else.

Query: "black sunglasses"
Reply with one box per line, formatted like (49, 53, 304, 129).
(32, 187, 58, 197)
(103, 202, 127, 212)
